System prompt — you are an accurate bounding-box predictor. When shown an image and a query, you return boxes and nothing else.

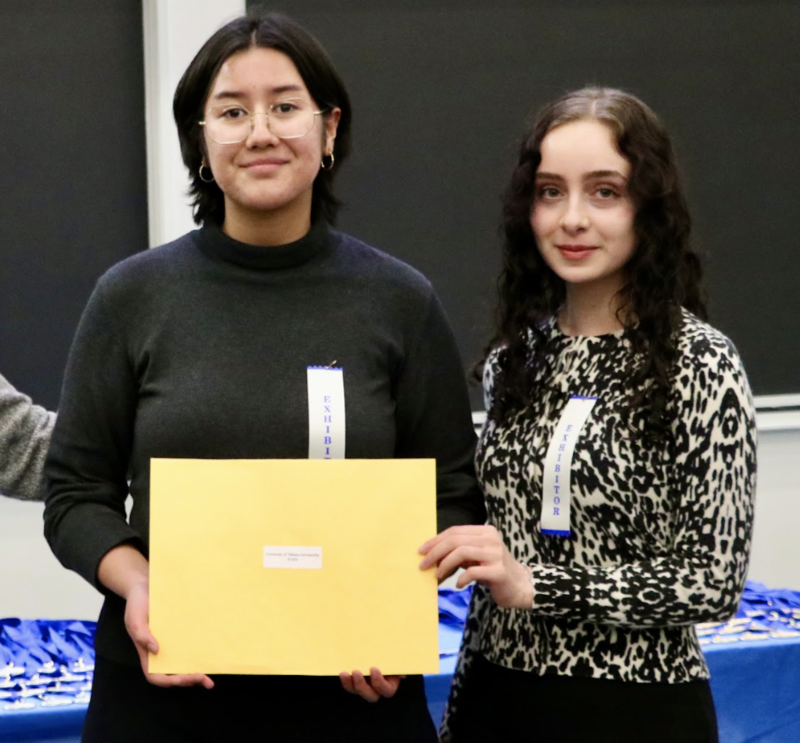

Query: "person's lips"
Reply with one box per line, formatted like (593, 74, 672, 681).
(556, 244, 597, 260)
(242, 157, 288, 174)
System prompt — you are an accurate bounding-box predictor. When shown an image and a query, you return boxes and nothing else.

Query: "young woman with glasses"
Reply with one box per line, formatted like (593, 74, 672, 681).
(43, 11, 484, 742)
(419, 87, 757, 743)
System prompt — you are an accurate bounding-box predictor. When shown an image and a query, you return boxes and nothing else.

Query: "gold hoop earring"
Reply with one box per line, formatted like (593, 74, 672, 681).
(320, 151, 335, 171)
(198, 158, 215, 183)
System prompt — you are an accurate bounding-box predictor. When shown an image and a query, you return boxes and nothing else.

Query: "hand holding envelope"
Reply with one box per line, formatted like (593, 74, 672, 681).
(126, 576, 215, 689)
(339, 667, 405, 702)
(148, 458, 439, 677)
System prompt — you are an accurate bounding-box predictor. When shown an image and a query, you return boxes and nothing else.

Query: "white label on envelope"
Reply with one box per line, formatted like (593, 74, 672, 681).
(263, 546, 323, 569)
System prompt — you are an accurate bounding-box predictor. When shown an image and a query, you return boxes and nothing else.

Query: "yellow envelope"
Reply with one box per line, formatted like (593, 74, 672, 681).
(148, 458, 439, 676)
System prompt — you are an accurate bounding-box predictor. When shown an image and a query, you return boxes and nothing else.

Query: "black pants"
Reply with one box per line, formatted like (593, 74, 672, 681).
(83, 656, 437, 743)
(448, 654, 719, 743)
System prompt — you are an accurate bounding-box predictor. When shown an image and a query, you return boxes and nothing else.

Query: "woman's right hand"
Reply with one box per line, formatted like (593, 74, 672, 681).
(124, 579, 214, 689)
(418, 525, 534, 610)
(99, 544, 214, 689)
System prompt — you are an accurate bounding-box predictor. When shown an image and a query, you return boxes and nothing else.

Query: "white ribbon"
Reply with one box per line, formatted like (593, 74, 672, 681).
(540, 396, 596, 536)
(307, 367, 345, 459)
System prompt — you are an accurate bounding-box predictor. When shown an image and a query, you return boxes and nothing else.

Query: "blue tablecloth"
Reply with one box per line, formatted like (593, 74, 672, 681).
(2, 582, 799, 743)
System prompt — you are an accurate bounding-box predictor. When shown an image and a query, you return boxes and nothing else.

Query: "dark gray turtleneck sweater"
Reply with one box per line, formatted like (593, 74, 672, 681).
(44, 221, 485, 664)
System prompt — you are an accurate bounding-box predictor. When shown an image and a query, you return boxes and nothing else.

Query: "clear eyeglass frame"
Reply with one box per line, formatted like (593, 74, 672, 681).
(199, 98, 326, 144)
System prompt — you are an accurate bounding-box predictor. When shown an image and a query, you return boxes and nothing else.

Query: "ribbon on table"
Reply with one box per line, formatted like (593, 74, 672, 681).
(0, 619, 97, 709)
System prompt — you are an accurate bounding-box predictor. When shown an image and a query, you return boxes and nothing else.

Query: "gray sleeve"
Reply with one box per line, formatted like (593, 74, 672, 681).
(0, 372, 56, 501)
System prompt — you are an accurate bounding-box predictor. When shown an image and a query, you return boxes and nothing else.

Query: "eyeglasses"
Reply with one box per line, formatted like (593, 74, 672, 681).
(199, 98, 325, 144)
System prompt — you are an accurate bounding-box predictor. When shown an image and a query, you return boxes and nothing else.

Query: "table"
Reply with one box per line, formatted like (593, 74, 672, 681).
(3, 583, 800, 743)
(0, 704, 84, 743)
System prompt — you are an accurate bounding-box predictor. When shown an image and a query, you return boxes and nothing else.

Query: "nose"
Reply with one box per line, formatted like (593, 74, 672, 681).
(560, 195, 590, 233)
(246, 111, 280, 147)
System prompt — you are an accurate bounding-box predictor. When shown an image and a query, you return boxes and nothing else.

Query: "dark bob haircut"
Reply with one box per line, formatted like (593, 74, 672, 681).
(173, 11, 352, 226)
(488, 87, 706, 437)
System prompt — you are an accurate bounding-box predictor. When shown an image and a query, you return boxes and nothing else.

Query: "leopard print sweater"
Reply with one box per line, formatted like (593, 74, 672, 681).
(441, 310, 757, 738)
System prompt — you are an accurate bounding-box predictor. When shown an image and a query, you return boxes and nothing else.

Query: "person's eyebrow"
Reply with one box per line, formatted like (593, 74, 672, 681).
(535, 170, 628, 183)
(583, 169, 627, 180)
(535, 170, 627, 182)
(210, 84, 305, 101)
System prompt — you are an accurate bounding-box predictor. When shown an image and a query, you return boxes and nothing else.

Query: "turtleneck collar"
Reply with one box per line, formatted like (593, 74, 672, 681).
(193, 219, 332, 270)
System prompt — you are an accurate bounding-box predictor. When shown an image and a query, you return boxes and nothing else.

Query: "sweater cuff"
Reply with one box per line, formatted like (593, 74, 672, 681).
(47, 503, 143, 592)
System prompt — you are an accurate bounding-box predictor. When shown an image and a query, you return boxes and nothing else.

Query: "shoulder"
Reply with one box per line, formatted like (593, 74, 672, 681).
(675, 309, 747, 379)
(90, 232, 200, 306)
(482, 317, 559, 409)
(71, 232, 201, 335)
(330, 230, 435, 296)
(98, 232, 198, 288)
(673, 309, 754, 415)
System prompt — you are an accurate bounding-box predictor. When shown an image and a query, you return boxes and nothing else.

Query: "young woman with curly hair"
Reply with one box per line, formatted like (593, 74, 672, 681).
(420, 87, 757, 743)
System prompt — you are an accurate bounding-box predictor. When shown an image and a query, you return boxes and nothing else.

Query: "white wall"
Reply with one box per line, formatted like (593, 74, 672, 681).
(0, 498, 102, 619)
(143, 0, 245, 247)
(747, 427, 800, 588)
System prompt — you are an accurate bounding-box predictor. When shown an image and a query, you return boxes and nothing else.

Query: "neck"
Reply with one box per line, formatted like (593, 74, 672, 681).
(559, 278, 629, 337)
(222, 196, 313, 247)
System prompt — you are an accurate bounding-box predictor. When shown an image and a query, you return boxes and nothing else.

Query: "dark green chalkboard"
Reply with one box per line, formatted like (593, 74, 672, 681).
(0, 0, 147, 409)
(252, 0, 800, 406)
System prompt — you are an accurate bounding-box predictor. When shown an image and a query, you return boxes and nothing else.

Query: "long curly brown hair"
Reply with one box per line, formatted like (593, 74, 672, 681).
(484, 87, 707, 439)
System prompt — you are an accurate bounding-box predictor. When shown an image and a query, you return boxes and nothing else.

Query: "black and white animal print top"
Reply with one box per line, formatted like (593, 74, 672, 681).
(441, 310, 756, 735)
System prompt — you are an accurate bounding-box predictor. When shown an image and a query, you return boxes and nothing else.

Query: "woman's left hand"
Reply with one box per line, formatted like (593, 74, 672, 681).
(418, 525, 533, 610)
(339, 667, 405, 702)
